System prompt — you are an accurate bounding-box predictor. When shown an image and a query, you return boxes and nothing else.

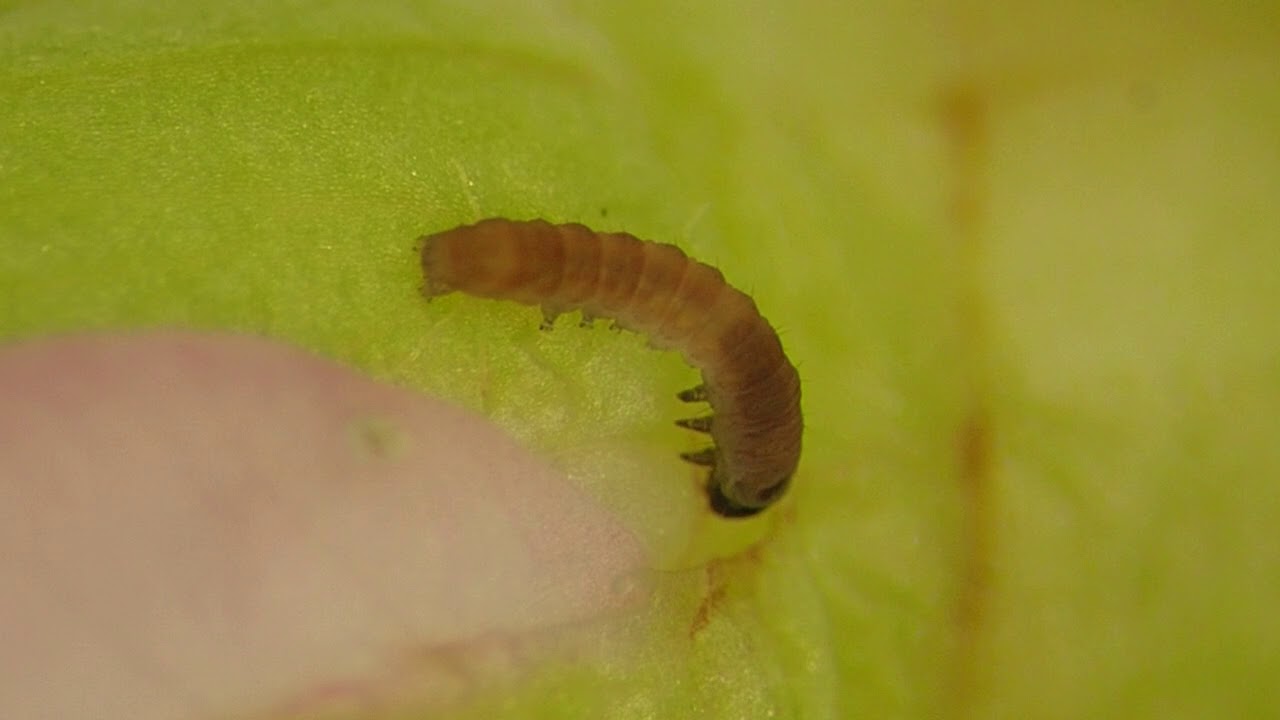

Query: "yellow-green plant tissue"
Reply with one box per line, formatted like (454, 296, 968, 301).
(1, 2, 1278, 719)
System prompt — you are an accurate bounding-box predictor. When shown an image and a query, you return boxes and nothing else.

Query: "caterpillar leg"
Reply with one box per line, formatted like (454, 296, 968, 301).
(677, 384, 708, 403)
(675, 415, 713, 434)
(539, 306, 560, 332)
(679, 447, 716, 467)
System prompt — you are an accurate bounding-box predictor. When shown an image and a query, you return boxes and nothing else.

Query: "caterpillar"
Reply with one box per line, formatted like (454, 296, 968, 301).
(418, 218, 802, 518)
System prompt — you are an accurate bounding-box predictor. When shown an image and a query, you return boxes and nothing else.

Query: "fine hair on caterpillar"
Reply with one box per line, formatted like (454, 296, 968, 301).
(418, 218, 802, 518)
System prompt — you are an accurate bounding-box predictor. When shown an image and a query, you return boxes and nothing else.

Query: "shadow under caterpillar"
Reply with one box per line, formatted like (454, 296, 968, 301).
(418, 218, 802, 518)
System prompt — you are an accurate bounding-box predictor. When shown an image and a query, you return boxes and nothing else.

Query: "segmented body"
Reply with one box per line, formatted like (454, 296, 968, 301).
(419, 218, 802, 517)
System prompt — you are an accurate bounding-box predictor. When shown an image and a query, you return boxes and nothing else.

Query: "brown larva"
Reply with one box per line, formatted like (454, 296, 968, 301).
(418, 218, 802, 518)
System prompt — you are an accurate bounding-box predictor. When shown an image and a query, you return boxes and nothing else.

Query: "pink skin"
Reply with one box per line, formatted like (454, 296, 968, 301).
(0, 331, 646, 720)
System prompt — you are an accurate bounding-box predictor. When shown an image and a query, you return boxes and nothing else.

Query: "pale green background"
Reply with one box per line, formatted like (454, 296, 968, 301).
(2, 2, 1278, 718)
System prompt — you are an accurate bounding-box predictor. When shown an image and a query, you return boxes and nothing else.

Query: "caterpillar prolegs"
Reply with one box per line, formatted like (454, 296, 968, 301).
(419, 218, 802, 518)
